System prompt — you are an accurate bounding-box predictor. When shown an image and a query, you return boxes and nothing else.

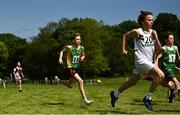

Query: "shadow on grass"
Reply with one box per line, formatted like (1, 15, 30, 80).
(155, 109, 180, 113)
(94, 109, 129, 114)
(126, 99, 144, 105)
(126, 99, 166, 105)
(125, 99, 147, 106)
(126, 99, 180, 113)
(42, 102, 65, 105)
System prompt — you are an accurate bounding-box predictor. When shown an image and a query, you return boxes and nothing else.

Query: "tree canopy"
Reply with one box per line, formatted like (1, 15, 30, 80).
(0, 12, 180, 80)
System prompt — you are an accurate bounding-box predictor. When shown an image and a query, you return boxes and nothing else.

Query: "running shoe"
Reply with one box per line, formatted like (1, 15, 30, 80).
(110, 91, 118, 108)
(84, 99, 93, 105)
(143, 96, 153, 111)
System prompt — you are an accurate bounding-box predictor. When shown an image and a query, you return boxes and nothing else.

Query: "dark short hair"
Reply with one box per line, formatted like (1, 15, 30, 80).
(164, 31, 173, 40)
(71, 33, 80, 40)
(138, 11, 153, 27)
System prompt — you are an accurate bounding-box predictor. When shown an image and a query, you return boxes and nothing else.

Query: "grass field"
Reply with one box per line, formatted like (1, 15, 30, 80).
(0, 77, 180, 114)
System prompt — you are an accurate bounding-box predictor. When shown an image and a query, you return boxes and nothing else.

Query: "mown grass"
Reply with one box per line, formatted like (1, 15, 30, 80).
(0, 77, 180, 114)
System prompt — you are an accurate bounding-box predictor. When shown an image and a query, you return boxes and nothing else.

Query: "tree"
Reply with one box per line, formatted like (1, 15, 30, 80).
(0, 41, 9, 79)
(103, 20, 139, 75)
(153, 13, 180, 46)
(0, 33, 28, 77)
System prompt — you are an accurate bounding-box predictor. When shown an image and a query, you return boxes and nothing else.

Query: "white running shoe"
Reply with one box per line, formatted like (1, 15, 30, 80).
(84, 99, 93, 105)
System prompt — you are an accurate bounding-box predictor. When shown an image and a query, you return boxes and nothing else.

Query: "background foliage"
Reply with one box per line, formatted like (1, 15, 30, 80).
(0, 13, 180, 80)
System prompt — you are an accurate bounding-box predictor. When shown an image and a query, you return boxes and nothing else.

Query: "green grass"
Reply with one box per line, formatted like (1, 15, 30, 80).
(0, 77, 180, 114)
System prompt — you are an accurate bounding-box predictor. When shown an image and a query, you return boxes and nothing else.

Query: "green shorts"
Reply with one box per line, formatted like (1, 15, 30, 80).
(163, 69, 175, 82)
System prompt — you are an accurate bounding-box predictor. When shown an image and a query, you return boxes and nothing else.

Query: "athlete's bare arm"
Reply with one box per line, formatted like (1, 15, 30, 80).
(122, 29, 139, 55)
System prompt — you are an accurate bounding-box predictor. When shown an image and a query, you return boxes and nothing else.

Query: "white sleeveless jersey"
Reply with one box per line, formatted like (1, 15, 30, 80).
(134, 28, 155, 62)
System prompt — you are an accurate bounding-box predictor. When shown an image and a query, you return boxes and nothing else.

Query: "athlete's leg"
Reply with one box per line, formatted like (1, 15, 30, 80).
(74, 73, 86, 98)
(172, 77, 180, 89)
(147, 66, 164, 93)
(117, 74, 141, 93)
(167, 89, 170, 99)
(143, 66, 164, 111)
(19, 79, 22, 91)
(110, 74, 141, 107)
(16, 78, 22, 92)
(74, 73, 93, 105)
(167, 81, 176, 103)
(59, 77, 74, 88)
(143, 73, 154, 81)
(59, 68, 75, 88)
(172, 77, 180, 96)
(168, 81, 175, 89)
(158, 78, 170, 99)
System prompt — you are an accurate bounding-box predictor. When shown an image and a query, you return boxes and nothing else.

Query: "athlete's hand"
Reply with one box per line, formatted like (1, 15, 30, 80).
(122, 49, 128, 55)
(59, 58, 63, 64)
(175, 66, 180, 71)
(80, 56, 85, 61)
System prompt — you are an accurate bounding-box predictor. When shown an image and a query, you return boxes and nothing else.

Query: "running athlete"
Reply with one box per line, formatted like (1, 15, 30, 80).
(110, 11, 164, 111)
(13, 61, 24, 92)
(157, 31, 180, 103)
(58, 33, 93, 105)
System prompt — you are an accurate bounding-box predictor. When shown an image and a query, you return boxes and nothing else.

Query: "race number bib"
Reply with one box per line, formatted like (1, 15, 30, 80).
(139, 34, 154, 47)
(72, 56, 80, 63)
(145, 36, 153, 44)
(169, 54, 176, 62)
(143, 36, 153, 47)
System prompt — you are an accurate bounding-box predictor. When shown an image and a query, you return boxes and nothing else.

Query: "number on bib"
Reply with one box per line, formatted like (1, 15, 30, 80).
(72, 56, 80, 63)
(145, 36, 153, 44)
(169, 54, 176, 62)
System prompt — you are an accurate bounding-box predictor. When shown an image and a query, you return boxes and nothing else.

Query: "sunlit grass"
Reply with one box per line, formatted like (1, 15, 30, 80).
(0, 77, 180, 114)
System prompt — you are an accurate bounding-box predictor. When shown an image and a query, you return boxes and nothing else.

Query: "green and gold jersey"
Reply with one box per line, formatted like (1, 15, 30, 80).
(160, 45, 178, 71)
(64, 45, 84, 68)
